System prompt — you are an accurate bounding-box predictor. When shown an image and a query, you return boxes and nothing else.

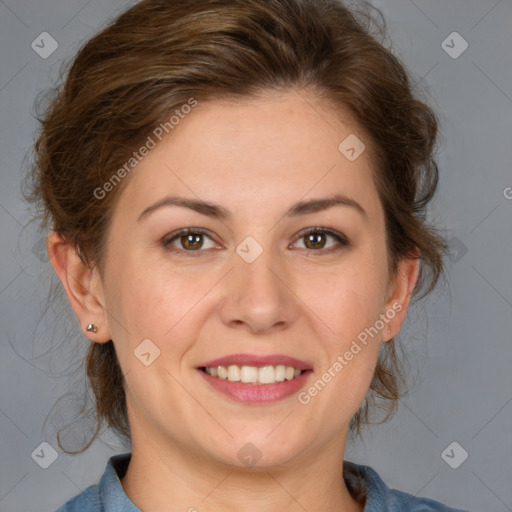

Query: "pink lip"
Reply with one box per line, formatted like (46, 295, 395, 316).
(198, 353, 312, 371)
(197, 368, 313, 404)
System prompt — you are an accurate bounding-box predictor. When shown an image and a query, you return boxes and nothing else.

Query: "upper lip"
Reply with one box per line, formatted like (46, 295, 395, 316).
(198, 353, 312, 370)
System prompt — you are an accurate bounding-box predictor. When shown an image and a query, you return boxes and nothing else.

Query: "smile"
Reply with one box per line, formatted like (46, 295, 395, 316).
(202, 364, 303, 385)
(198, 366, 313, 404)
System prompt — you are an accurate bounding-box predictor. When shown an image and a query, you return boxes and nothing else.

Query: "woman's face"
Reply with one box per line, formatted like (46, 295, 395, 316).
(93, 90, 416, 467)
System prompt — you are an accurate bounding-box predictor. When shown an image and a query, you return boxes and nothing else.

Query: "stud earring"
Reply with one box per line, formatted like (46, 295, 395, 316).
(86, 324, 98, 333)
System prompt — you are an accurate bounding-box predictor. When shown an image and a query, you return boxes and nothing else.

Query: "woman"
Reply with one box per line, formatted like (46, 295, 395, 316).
(27, 0, 468, 510)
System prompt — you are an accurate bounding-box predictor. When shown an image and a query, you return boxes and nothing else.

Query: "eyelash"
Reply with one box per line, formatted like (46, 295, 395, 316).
(161, 227, 350, 256)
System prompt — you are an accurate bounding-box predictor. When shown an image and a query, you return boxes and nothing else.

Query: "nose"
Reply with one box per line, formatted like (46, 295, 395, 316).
(217, 246, 299, 335)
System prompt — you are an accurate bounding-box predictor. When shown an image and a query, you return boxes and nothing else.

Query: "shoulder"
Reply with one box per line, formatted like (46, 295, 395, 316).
(55, 483, 102, 512)
(55, 453, 137, 512)
(343, 460, 469, 512)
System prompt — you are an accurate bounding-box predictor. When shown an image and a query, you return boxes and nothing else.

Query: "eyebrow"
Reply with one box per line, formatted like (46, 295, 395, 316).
(137, 193, 368, 222)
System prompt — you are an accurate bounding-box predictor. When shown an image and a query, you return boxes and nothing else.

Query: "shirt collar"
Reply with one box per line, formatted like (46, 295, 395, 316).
(99, 453, 141, 511)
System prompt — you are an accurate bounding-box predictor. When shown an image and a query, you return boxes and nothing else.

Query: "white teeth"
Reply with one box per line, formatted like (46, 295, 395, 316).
(285, 366, 295, 380)
(203, 364, 304, 385)
(227, 365, 241, 381)
(275, 365, 285, 382)
(240, 365, 258, 383)
(258, 366, 275, 384)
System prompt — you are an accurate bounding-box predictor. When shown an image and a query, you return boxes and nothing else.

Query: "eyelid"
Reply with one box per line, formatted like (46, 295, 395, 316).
(290, 226, 350, 251)
(162, 227, 221, 254)
(162, 226, 350, 254)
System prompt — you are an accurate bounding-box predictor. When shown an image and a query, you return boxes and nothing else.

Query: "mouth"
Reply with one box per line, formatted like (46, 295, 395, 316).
(199, 364, 310, 385)
(196, 354, 313, 403)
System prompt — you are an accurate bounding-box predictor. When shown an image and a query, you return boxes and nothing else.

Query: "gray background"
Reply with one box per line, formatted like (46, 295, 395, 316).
(1, 0, 511, 510)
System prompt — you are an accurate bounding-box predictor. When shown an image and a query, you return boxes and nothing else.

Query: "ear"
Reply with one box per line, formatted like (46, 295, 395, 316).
(46, 231, 111, 343)
(381, 248, 421, 342)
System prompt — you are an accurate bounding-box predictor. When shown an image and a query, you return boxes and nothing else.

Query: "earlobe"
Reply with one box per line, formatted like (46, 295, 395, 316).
(382, 253, 421, 342)
(46, 231, 111, 343)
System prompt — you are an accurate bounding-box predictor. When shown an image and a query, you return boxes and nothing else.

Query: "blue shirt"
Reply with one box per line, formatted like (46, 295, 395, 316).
(56, 453, 468, 511)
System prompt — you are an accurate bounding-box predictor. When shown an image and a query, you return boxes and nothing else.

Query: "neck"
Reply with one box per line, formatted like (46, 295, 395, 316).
(120, 426, 364, 512)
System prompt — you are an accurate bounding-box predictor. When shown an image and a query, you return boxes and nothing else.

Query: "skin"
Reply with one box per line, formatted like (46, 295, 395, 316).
(48, 89, 419, 512)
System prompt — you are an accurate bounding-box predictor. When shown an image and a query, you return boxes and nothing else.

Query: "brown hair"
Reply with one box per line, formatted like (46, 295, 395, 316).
(26, 0, 447, 453)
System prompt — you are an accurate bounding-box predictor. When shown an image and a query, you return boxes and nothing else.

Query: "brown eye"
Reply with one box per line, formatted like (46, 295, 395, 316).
(163, 228, 218, 253)
(304, 232, 327, 250)
(181, 233, 204, 250)
(293, 228, 350, 253)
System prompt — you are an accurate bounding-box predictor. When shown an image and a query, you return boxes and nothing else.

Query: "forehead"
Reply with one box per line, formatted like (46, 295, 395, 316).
(115, 90, 382, 222)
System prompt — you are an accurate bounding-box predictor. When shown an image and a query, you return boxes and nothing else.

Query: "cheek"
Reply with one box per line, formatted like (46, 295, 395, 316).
(103, 254, 214, 357)
(299, 252, 389, 344)
(307, 274, 386, 399)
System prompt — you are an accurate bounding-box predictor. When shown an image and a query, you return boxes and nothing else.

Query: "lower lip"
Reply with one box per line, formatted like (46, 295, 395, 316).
(197, 369, 312, 404)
